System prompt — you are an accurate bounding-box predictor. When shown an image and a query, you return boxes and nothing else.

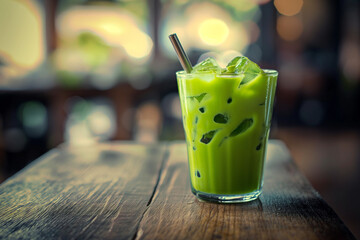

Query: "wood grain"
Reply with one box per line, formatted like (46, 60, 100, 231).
(136, 141, 356, 240)
(0, 141, 355, 240)
(0, 142, 167, 239)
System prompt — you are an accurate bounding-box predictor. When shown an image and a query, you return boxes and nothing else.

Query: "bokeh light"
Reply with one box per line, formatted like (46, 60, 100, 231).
(161, 1, 257, 58)
(0, 0, 45, 79)
(340, 40, 360, 83)
(198, 18, 230, 46)
(277, 15, 303, 41)
(65, 97, 116, 145)
(88, 105, 115, 138)
(247, 21, 261, 43)
(274, 0, 303, 16)
(19, 101, 47, 138)
(161, 93, 182, 120)
(134, 102, 162, 143)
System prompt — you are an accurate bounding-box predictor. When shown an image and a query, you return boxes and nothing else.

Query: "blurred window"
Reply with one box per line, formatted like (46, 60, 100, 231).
(54, 0, 152, 89)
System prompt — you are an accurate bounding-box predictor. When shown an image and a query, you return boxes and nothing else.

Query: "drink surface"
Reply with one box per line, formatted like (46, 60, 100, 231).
(177, 57, 277, 195)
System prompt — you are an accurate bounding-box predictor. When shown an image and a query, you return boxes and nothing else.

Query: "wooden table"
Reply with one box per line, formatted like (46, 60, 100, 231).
(0, 140, 355, 240)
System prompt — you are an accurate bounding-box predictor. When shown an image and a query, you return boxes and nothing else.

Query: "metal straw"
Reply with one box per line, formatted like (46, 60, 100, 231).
(168, 33, 193, 73)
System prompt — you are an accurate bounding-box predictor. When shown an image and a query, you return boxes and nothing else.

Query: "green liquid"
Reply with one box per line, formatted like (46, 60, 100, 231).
(177, 70, 277, 195)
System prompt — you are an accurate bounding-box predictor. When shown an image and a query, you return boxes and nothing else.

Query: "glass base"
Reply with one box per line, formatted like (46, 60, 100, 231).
(192, 188, 262, 203)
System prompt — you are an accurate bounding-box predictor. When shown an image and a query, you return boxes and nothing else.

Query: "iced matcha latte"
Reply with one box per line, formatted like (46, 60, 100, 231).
(177, 56, 278, 203)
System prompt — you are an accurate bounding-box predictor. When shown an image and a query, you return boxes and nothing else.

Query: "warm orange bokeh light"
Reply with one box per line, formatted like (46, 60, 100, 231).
(274, 0, 303, 16)
(277, 15, 303, 41)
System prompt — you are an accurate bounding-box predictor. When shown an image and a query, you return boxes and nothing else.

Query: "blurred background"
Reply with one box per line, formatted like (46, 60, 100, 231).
(0, 0, 359, 237)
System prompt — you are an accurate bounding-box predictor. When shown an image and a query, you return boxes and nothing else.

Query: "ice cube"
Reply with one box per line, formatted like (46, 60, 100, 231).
(219, 136, 228, 147)
(256, 143, 262, 150)
(195, 93, 207, 103)
(229, 118, 253, 137)
(200, 130, 217, 144)
(226, 56, 248, 73)
(192, 57, 221, 74)
(225, 56, 263, 75)
(240, 73, 260, 85)
(188, 93, 207, 103)
(214, 113, 228, 124)
(192, 116, 198, 143)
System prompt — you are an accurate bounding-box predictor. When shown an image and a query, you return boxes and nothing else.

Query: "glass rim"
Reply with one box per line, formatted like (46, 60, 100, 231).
(176, 69, 278, 77)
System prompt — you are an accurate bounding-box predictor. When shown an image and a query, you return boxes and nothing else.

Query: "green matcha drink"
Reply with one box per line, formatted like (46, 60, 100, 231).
(176, 56, 278, 203)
